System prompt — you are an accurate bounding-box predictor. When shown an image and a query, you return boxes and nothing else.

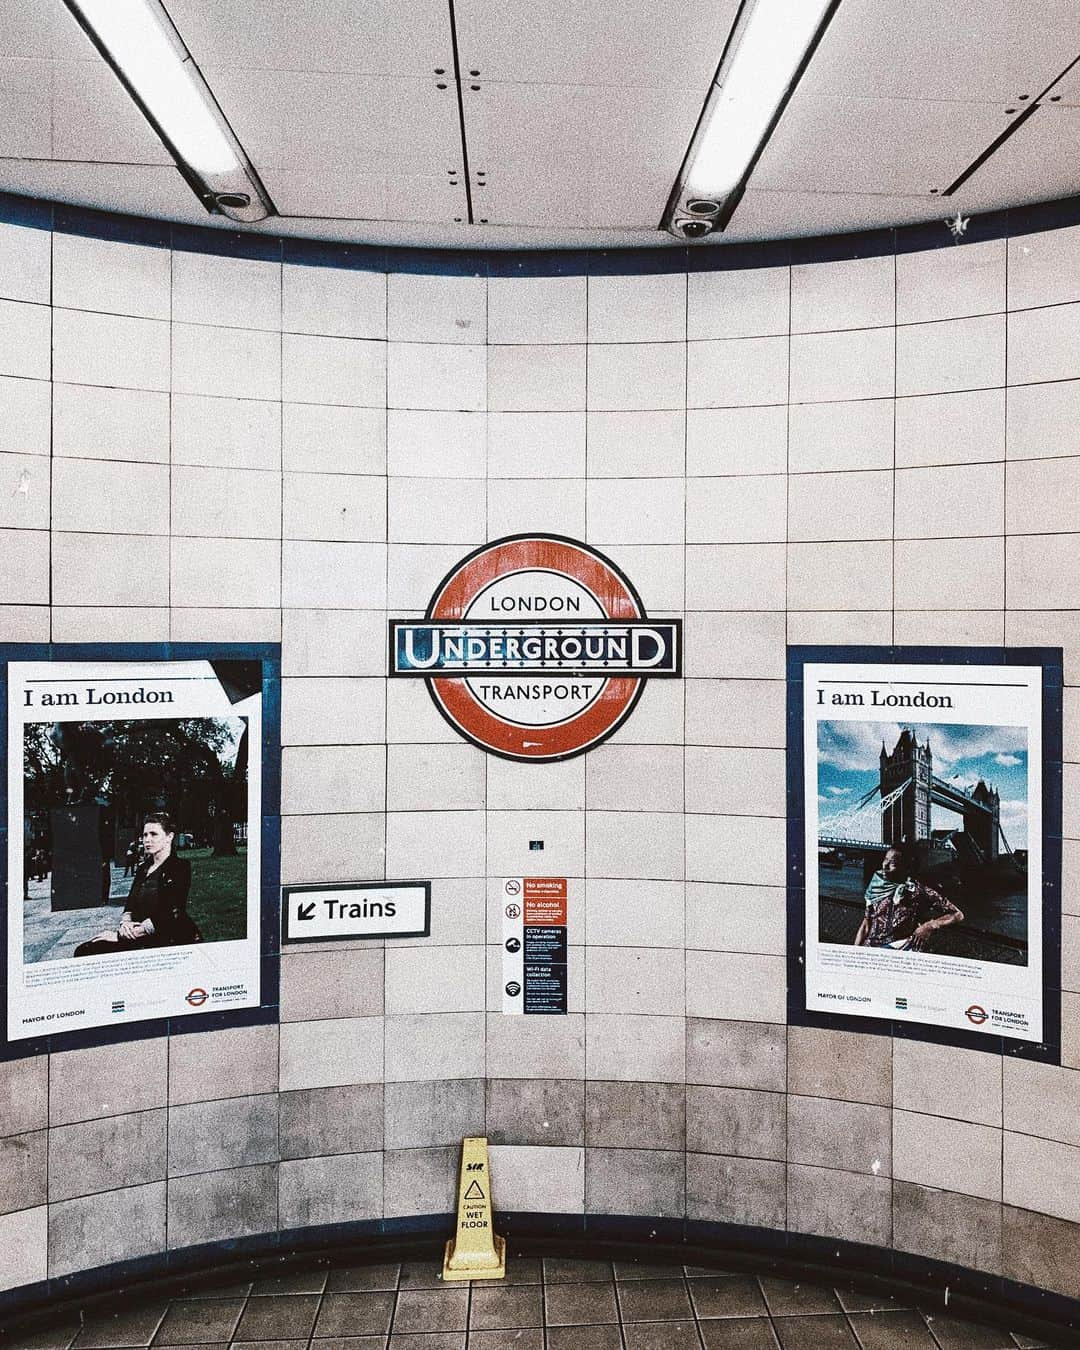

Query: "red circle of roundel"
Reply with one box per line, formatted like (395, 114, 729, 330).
(426, 534, 646, 762)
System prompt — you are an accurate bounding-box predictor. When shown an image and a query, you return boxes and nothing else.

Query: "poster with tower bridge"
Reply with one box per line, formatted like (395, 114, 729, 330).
(789, 648, 1062, 1055)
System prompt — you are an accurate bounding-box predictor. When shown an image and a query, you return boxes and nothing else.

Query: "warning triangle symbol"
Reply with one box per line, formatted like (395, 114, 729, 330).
(464, 1179, 486, 1201)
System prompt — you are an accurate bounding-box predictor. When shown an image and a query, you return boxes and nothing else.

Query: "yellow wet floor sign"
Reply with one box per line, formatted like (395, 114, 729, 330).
(442, 1136, 506, 1280)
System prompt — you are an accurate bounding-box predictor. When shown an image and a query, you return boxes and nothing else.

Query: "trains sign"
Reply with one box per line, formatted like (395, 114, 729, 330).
(389, 534, 681, 762)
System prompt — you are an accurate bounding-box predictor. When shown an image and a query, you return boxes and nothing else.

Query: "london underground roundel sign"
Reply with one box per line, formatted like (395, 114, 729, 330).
(389, 534, 681, 762)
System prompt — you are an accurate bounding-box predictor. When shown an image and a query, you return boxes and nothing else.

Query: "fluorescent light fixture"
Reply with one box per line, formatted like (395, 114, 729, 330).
(64, 0, 272, 222)
(665, 0, 837, 237)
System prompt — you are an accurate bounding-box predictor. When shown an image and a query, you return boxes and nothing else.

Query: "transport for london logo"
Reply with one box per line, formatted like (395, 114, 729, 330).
(389, 534, 681, 762)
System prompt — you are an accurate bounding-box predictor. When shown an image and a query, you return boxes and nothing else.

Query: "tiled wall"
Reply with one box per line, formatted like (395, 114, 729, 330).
(1, 208, 1080, 1303)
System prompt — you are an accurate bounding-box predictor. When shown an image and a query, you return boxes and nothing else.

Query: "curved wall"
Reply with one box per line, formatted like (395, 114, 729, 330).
(1, 193, 1079, 1314)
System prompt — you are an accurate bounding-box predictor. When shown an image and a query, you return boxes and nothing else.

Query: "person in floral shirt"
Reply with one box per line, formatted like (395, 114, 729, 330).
(854, 845, 964, 952)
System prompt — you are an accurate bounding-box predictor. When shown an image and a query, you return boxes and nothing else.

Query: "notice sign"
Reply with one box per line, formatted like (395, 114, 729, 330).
(789, 645, 1062, 1052)
(283, 881, 430, 943)
(502, 877, 568, 1014)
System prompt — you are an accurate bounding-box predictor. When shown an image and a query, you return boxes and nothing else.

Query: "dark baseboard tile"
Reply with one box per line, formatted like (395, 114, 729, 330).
(893, 1180, 1002, 1276)
(1003, 1203, 1080, 1302)
(487, 1078, 585, 1148)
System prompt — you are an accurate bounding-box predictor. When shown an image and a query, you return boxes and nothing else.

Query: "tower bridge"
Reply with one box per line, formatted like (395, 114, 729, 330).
(819, 728, 1010, 863)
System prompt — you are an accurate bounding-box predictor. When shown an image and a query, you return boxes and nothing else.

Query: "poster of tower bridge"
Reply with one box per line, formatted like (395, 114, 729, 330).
(816, 721, 1029, 965)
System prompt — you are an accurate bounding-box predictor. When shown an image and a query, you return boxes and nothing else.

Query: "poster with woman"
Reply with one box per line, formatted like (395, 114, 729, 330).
(4, 649, 276, 1046)
(787, 646, 1062, 1056)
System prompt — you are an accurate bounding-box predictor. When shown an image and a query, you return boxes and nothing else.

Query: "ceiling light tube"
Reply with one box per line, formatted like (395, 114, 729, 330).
(63, 0, 273, 223)
(664, 0, 839, 239)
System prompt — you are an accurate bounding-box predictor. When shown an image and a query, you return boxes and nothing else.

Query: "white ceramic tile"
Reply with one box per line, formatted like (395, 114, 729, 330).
(686, 543, 786, 611)
(788, 469, 893, 542)
(55, 308, 170, 390)
(0, 1206, 47, 1292)
(684, 949, 786, 1021)
(684, 611, 786, 679)
(585, 811, 683, 881)
(687, 266, 789, 340)
(282, 608, 388, 676)
(53, 383, 168, 463)
(387, 543, 468, 609)
(686, 813, 785, 887)
(385, 677, 459, 744)
(686, 475, 785, 544)
(1008, 224, 1080, 310)
(0, 375, 50, 456)
(386, 742, 485, 812)
(387, 272, 485, 344)
(607, 677, 684, 746)
(390, 341, 486, 411)
(895, 535, 1004, 609)
(487, 809, 585, 879)
(171, 394, 281, 470)
(897, 237, 1005, 323)
(173, 465, 282, 539)
(52, 531, 167, 606)
(279, 1018, 384, 1090)
(897, 314, 1005, 395)
(895, 461, 1004, 537)
(685, 678, 785, 749)
(0, 605, 46, 641)
(0, 221, 49, 304)
(172, 323, 279, 400)
(586, 744, 684, 813)
(282, 262, 386, 338)
(282, 332, 385, 406)
(385, 809, 485, 878)
(1009, 302, 1080, 386)
(587, 272, 686, 343)
(788, 609, 892, 645)
(586, 879, 683, 948)
(685, 881, 785, 955)
(280, 812, 385, 885)
(596, 542, 684, 612)
(0, 299, 49, 382)
(585, 947, 684, 1016)
(585, 1013, 684, 1082)
(386, 945, 486, 1015)
(791, 254, 894, 332)
(895, 387, 1005, 467)
(587, 342, 685, 412)
(53, 458, 168, 535)
(1007, 534, 1080, 609)
(283, 403, 386, 475)
(586, 477, 684, 544)
(789, 398, 893, 473)
(54, 607, 169, 645)
(387, 409, 486, 477)
(685, 746, 785, 818)
(281, 677, 385, 746)
(487, 477, 585, 539)
(284, 471, 385, 542)
(488, 275, 586, 344)
(790, 327, 893, 402)
(487, 412, 585, 478)
(687, 336, 788, 408)
(384, 1012, 485, 1082)
(172, 249, 280, 330)
(1003, 1132, 1080, 1226)
(53, 233, 170, 319)
(281, 744, 385, 815)
(894, 1039, 1002, 1127)
(0, 452, 47, 528)
(282, 541, 387, 608)
(487, 756, 585, 812)
(786, 540, 893, 610)
(1007, 380, 1080, 461)
(170, 608, 281, 642)
(388, 476, 484, 544)
(586, 410, 684, 477)
(1007, 457, 1080, 535)
(171, 536, 281, 607)
(686, 405, 787, 477)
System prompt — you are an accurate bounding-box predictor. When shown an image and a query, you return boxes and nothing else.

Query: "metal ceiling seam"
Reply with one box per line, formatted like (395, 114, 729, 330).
(446, 0, 474, 225)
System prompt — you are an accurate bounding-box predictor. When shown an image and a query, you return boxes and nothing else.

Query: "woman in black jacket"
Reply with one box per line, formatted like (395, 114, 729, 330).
(74, 812, 200, 956)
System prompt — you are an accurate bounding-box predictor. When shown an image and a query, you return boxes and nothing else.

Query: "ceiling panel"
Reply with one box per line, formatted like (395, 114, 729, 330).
(267, 170, 468, 223)
(463, 81, 701, 228)
(163, 0, 451, 77)
(800, 0, 1080, 102)
(0, 159, 208, 219)
(0, 61, 52, 159)
(751, 95, 1008, 197)
(726, 188, 952, 240)
(1, 0, 95, 62)
(53, 58, 173, 164)
(940, 104, 1080, 212)
(454, 0, 739, 89)
(207, 69, 461, 176)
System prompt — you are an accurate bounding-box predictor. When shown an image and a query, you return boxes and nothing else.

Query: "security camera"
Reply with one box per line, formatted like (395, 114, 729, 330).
(678, 218, 713, 239)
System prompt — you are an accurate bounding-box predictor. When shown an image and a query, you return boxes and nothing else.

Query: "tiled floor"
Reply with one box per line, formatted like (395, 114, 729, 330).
(1, 1257, 1069, 1350)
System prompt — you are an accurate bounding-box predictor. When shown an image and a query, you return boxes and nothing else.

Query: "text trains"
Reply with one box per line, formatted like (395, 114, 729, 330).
(392, 622, 679, 675)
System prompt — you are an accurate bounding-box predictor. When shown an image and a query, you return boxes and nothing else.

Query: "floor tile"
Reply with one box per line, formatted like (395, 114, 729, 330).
(922, 1316, 1015, 1349)
(691, 1277, 769, 1321)
(232, 1297, 320, 1343)
(391, 1291, 469, 1336)
(489, 1258, 543, 1286)
(74, 1308, 170, 1348)
(544, 1282, 618, 1327)
(760, 1278, 841, 1316)
(836, 1286, 914, 1314)
(544, 1326, 623, 1350)
(397, 1265, 446, 1291)
(2, 1329, 81, 1350)
(847, 1309, 938, 1349)
(313, 1293, 396, 1338)
(700, 1320, 781, 1350)
(772, 1314, 859, 1350)
(542, 1260, 614, 1284)
(152, 1300, 244, 1345)
(467, 1286, 542, 1330)
(250, 1271, 329, 1295)
(623, 1321, 701, 1350)
(617, 1278, 694, 1323)
(467, 1331, 544, 1350)
(230, 1340, 309, 1350)
(387, 1334, 464, 1349)
(614, 1261, 684, 1281)
(326, 1264, 401, 1293)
